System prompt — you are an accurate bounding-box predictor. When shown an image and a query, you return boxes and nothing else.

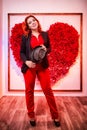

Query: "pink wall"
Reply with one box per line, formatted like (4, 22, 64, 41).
(0, 0, 2, 97)
(1, 0, 87, 96)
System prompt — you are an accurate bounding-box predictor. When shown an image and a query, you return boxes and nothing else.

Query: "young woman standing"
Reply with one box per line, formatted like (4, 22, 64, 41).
(20, 15, 60, 127)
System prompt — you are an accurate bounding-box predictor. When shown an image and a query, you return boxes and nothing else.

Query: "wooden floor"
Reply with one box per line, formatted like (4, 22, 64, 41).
(0, 96, 87, 130)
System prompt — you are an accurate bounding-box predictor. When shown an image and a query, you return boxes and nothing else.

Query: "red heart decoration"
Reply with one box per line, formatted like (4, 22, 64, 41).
(10, 22, 79, 85)
(48, 22, 79, 85)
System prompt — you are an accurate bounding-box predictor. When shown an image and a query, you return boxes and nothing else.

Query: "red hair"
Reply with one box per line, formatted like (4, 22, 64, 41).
(22, 15, 42, 36)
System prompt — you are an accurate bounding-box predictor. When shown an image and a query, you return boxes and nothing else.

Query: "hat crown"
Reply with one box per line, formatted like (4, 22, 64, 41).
(31, 46, 46, 63)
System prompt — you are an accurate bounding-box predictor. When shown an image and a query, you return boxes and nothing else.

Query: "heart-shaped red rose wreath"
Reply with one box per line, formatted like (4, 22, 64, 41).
(10, 22, 79, 85)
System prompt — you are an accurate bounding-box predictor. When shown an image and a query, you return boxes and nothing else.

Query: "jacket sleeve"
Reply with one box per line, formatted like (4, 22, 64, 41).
(46, 32, 51, 54)
(20, 35, 27, 63)
(42, 31, 51, 54)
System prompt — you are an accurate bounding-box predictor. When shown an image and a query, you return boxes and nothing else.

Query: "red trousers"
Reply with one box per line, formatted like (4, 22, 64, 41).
(23, 64, 59, 119)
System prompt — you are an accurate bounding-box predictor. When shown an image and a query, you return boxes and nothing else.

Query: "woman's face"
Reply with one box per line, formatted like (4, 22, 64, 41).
(27, 17, 38, 30)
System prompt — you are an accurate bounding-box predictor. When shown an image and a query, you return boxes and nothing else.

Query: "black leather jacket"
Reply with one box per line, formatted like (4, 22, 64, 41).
(20, 31, 51, 73)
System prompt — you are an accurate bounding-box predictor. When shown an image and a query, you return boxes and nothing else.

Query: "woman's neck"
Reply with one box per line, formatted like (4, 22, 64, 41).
(32, 30, 40, 38)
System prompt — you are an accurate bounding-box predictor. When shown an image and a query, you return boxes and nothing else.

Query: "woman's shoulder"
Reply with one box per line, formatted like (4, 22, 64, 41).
(41, 31, 49, 37)
(41, 31, 48, 35)
(22, 34, 27, 39)
(41, 31, 49, 42)
(22, 33, 31, 39)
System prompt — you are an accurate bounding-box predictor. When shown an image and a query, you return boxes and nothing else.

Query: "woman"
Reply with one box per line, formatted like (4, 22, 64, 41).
(20, 15, 60, 127)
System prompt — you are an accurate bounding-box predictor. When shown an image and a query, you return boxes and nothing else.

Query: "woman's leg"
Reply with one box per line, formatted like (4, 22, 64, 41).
(23, 69, 36, 119)
(37, 68, 59, 119)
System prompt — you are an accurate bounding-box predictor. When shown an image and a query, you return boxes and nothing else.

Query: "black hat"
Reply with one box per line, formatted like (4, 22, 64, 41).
(31, 46, 47, 63)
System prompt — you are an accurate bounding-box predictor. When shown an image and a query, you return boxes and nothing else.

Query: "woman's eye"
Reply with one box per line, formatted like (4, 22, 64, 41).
(33, 19, 35, 22)
(28, 18, 36, 25)
(28, 21, 32, 24)
(28, 22, 30, 24)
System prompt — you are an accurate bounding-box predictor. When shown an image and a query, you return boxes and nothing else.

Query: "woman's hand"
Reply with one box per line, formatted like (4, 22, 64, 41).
(40, 44, 47, 52)
(25, 60, 36, 68)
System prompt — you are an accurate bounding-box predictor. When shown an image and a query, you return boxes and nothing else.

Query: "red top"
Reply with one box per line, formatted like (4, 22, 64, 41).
(30, 34, 44, 49)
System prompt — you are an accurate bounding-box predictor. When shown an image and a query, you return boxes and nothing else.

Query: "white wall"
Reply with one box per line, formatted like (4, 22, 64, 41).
(2, 0, 87, 96)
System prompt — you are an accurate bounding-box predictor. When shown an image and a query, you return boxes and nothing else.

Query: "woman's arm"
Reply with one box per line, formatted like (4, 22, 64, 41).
(20, 35, 36, 68)
(41, 31, 51, 54)
(46, 32, 51, 53)
(20, 35, 27, 63)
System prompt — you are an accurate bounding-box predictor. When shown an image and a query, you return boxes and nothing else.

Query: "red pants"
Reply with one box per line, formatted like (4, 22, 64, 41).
(23, 64, 59, 119)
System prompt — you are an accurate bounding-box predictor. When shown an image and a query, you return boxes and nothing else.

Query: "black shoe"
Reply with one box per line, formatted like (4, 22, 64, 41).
(30, 120, 36, 127)
(54, 120, 60, 127)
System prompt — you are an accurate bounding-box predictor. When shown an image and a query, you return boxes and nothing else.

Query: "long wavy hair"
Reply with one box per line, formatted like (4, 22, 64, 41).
(22, 15, 42, 36)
